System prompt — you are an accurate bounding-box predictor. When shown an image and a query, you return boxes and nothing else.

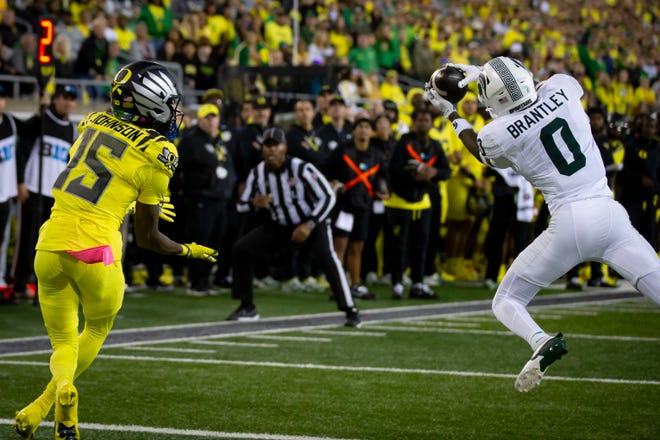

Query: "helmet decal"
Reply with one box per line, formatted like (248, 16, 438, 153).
(489, 57, 523, 102)
(477, 56, 537, 118)
(110, 61, 183, 140)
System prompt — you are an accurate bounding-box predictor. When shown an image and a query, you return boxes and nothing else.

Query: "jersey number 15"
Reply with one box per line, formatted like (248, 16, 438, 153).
(53, 128, 128, 204)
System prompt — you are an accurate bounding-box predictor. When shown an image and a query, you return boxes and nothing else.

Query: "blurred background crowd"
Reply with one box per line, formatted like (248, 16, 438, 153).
(1, 0, 659, 302)
(1, 0, 659, 115)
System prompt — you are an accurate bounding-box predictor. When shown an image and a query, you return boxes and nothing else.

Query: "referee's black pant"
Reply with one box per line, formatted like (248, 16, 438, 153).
(14, 192, 54, 292)
(232, 221, 355, 311)
(184, 198, 229, 291)
(387, 206, 431, 285)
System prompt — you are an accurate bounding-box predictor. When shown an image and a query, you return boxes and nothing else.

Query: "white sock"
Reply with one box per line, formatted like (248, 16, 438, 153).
(529, 331, 551, 352)
(492, 274, 546, 351)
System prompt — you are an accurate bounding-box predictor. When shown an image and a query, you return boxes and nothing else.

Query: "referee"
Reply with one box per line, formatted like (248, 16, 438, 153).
(227, 127, 361, 327)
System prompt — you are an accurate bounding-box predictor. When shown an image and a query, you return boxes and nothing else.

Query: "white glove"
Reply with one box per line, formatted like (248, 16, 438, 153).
(424, 83, 455, 118)
(447, 63, 483, 88)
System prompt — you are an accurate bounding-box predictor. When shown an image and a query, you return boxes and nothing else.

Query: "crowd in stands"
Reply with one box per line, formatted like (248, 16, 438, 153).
(0, 1, 658, 112)
(1, 0, 660, 301)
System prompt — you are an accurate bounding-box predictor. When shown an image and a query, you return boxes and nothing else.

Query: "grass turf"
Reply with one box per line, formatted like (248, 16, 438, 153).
(1, 286, 658, 439)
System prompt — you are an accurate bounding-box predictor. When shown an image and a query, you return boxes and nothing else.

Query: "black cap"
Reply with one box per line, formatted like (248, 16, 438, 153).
(353, 116, 374, 129)
(54, 84, 78, 99)
(329, 95, 346, 105)
(262, 127, 286, 145)
(383, 99, 398, 112)
(253, 95, 270, 109)
(587, 106, 606, 117)
(202, 88, 224, 103)
(319, 85, 333, 95)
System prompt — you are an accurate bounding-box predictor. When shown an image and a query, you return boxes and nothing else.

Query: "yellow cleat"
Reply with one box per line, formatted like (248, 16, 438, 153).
(13, 399, 51, 439)
(54, 382, 79, 440)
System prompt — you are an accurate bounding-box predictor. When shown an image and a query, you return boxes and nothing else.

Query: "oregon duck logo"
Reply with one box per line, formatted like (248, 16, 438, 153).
(112, 67, 132, 95)
(158, 146, 178, 172)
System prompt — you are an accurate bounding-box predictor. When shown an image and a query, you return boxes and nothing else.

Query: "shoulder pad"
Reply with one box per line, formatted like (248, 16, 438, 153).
(133, 134, 179, 175)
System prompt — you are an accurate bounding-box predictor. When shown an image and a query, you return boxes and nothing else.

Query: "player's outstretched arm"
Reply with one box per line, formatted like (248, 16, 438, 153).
(424, 85, 481, 164)
(133, 202, 217, 262)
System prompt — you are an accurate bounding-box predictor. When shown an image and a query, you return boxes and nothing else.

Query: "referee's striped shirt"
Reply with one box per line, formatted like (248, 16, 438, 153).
(237, 156, 336, 226)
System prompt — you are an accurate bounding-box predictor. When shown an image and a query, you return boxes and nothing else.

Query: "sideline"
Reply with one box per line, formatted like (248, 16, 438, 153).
(0, 418, 362, 440)
(0, 289, 641, 356)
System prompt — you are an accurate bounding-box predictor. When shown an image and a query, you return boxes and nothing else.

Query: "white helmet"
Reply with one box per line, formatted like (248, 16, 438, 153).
(477, 57, 537, 118)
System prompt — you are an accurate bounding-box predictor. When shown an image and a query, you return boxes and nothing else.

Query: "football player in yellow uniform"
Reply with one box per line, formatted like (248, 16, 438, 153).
(13, 61, 218, 440)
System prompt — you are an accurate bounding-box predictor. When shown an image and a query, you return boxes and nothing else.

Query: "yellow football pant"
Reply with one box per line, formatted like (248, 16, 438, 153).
(31, 250, 124, 411)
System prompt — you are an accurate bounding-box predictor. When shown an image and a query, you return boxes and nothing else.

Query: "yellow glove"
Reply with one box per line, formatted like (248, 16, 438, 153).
(158, 196, 176, 223)
(125, 196, 176, 223)
(179, 242, 218, 262)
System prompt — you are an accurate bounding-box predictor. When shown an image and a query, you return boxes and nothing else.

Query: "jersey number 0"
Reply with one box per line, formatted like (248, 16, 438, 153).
(53, 128, 128, 204)
(540, 117, 586, 176)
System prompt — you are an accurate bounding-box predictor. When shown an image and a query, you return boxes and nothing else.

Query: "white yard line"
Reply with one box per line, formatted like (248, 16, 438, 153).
(365, 325, 660, 342)
(396, 320, 482, 328)
(190, 340, 279, 348)
(246, 335, 332, 342)
(0, 359, 48, 366)
(0, 326, 337, 358)
(302, 330, 387, 337)
(89, 354, 660, 387)
(529, 315, 566, 320)
(443, 316, 499, 323)
(123, 347, 215, 354)
(0, 419, 361, 440)
(528, 308, 599, 316)
(577, 307, 660, 314)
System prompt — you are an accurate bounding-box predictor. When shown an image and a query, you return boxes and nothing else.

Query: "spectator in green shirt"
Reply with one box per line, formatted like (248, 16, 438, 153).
(138, 0, 173, 44)
(375, 21, 400, 70)
(348, 32, 378, 75)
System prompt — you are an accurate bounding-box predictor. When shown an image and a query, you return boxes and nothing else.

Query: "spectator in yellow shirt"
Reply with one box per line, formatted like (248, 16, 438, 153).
(379, 70, 406, 106)
(113, 13, 136, 57)
(264, 8, 293, 50)
(611, 68, 636, 117)
(633, 75, 657, 115)
(329, 15, 353, 62)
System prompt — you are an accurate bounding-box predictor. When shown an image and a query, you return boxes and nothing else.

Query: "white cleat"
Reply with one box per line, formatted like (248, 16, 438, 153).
(515, 333, 568, 392)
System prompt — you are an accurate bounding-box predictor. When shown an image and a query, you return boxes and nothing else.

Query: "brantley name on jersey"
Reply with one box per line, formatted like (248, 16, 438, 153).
(506, 88, 569, 139)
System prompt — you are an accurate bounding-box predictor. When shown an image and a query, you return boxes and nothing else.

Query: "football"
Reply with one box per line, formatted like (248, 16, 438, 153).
(429, 65, 468, 103)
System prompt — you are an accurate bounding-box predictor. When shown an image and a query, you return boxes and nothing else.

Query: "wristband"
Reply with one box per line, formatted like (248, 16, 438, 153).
(179, 244, 191, 257)
(452, 118, 473, 137)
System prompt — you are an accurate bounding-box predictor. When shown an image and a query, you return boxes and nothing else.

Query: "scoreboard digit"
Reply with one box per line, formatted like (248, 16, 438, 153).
(38, 19, 54, 64)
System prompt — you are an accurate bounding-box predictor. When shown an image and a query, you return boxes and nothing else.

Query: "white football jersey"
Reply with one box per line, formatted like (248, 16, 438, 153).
(477, 73, 611, 215)
(0, 114, 18, 203)
(23, 109, 76, 198)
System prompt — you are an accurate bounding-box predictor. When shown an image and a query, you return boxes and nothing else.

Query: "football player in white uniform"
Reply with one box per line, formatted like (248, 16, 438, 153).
(425, 56, 660, 392)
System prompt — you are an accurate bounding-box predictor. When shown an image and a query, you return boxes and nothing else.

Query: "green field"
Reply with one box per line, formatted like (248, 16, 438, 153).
(1, 283, 659, 439)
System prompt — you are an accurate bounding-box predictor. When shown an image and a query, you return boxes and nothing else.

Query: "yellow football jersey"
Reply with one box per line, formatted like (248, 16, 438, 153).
(36, 112, 178, 260)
